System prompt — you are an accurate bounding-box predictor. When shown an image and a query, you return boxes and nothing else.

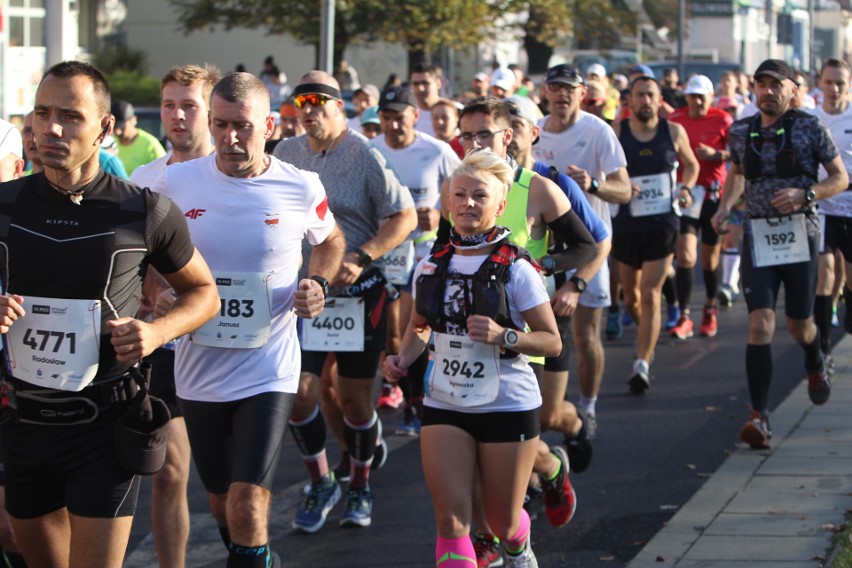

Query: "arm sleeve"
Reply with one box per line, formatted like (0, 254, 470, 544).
(556, 172, 610, 242)
(546, 209, 597, 273)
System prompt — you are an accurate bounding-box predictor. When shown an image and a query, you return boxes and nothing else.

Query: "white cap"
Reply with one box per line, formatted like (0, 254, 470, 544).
(491, 68, 515, 92)
(684, 75, 714, 96)
(473, 72, 489, 82)
(0, 119, 23, 160)
(587, 63, 607, 78)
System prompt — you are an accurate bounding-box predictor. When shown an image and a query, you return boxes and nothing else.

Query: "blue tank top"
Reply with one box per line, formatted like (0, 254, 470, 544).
(614, 118, 679, 232)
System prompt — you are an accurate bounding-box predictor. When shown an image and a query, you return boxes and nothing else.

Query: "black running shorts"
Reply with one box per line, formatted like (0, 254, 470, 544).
(680, 198, 722, 246)
(143, 347, 181, 418)
(179, 392, 295, 494)
(421, 406, 540, 443)
(611, 227, 678, 269)
(822, 215, 852, 261)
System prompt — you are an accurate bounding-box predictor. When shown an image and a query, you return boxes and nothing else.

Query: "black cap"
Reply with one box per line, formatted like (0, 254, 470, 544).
(111, 101, 135, 125)
(378, 86, 416, 112)
(754, 59, 799, 85)
(545, 64, 585, 86)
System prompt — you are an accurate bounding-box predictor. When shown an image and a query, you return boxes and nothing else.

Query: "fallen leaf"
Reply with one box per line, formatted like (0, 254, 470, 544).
(685, 464, 696, 470)
(656, 556, 665, 562)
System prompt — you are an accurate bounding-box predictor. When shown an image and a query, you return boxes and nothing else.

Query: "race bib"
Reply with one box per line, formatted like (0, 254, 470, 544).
(6, 296, 101, 391)
(629, 173, 674, 217)
(192, 272, 273, 349)
(374, 240, 415, 285)
(749, 215, 811, 267)
(301, 297, 365, 352)
(426, 332, 500, 407)
(680, 185, 707, 220)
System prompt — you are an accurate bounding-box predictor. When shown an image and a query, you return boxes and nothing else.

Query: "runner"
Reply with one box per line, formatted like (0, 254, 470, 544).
(159, 71, 345, 567)
(668, 75, 734, 339)
(612, 75, 699, 393)
(273, 71, 416, 532)
(410, 63, 442, 137)
(384, 149, 562, 568)
(711, 59, 848, 449)
(0, 60, 218, 568)
(110, 100, 166, 174)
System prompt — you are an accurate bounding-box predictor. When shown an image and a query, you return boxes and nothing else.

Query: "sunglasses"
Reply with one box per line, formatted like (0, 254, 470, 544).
(293, 93, 335, 109)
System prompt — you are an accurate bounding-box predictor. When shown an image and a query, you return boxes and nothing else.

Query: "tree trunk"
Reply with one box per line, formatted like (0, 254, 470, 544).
(524, 35, 553, 75)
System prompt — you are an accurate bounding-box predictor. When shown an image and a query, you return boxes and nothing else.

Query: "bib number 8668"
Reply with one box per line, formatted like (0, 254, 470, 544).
(21, 329, 76, 354)
(441, 359, 485, 378)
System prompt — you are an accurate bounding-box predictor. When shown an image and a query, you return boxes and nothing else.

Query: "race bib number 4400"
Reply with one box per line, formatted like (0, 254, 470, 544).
(192, 272, 273, 349)
(6, 296, 101, 392)
(300, 297, 365, 352)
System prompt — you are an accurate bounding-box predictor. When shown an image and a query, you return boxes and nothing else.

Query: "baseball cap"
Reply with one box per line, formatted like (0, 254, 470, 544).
(360, 105, 380, 126)
(684, 75, 714, 96)
(473, 72, 489, 82)
(111, 101, 135, 125)
(716, 96, 739, 110)
(754, 59, 799, 85)
(505, 95, 542, 144)
(545, 64, 584, 86)
(355, 83, 381, 101)
(491, 68, 516, 92)
(0, 119, 23, 160)
(587, 63, 607, 78)
(629, 64, 655, 78)
(378, 86, 416, 112)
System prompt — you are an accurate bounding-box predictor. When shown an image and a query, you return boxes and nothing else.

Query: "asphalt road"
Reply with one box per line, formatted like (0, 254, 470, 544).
(124, 282, 840, 567)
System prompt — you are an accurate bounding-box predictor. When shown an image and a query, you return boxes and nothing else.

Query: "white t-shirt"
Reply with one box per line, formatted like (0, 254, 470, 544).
(160, 155, 336, 402)
(807, 104, 852, 217)
(129, 152, 171, 191)
(533, 111, 627, 229)
(415, 108, 436, 137)
(372, 131, 461, 242)
(413, 252, 549, 413)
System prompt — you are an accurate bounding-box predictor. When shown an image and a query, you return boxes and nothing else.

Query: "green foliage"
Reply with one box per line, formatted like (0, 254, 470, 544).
(569, 0, 638, 50)
(92, 46, 150, 75)
(103, 70, 162, 107)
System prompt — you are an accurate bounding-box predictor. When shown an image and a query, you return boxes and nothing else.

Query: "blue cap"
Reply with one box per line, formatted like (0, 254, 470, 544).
(629, 64, 655, 78)
(361, 105, 380, 125)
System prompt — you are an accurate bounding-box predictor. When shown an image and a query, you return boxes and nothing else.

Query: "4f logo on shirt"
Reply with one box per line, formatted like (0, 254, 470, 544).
(185, 209, 206, 219)
(265, 214, 279, 228)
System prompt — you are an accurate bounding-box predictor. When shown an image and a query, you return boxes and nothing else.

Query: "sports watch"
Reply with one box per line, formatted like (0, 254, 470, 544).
(569, 275, 587, 293)
(352, 247, 373, 268)
(540, 255, 557, 276)
(588, 178, 601, 195)
(805, 188, 817, 205)
(310, 275, 329, 299)
(503, 329, 520, 348)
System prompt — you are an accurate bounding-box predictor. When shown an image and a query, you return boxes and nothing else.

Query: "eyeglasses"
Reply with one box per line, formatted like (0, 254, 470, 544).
(583, 98, 604, 106)
(293, 93, 335, 109)
(457, 129, 506, 144)
(547, 83, 579, 93)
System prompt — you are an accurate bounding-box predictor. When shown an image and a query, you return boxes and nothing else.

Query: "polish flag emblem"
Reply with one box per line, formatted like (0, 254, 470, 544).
(265, 214, 279, 228)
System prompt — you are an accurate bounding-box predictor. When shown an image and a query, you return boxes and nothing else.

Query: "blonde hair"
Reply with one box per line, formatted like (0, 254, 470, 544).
(451, 149, 513, 198)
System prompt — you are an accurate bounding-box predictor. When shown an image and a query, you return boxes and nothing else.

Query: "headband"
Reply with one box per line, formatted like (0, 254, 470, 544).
(293, 83, 342, 99)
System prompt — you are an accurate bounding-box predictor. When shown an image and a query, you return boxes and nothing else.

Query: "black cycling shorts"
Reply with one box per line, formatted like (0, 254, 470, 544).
(143, 347, 181, 418)
(179, 391, 295, 494)
(544, 316, 571, 372)
(822, 215, 852, 261)
(741, 230, 819, 320)
(2, 416, 140, 519)
(421, 406, 540, 443)
(612, 227, 678, 269)
(680, 198, 722, 246)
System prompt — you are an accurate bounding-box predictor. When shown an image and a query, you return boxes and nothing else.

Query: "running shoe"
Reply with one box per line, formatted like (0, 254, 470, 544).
(832, 305, 840, 328)
(292, 474, 341, 533)
(717, 284, 737, 308)
(395, 405, 421, 436)
(565, 409, 593, 473)
(670, 315, 694, 339)
(504, 539, 538, 568)
(523, 482, 542, 521)
(339, 486, 373, 527)
(740, 410, 771, 449)
(824, 353, 836, 376)
(541, 446, 576, 528)
(628, 361, 650, 394)
(622, 309, 633, 327)
(807, 365, 832, 406)
(377, 382, 404, 409)
(606, 309, 623, 340)
(699, 306, 718, 337)
(665, 305, 681, 331)
(473, 533, 504, 568)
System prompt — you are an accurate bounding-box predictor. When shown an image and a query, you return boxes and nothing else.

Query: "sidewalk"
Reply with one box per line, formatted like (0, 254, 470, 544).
(629, 335, 852, 568)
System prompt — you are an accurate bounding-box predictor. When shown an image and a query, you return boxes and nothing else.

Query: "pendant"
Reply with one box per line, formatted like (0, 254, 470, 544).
(69, 193, 83, 205)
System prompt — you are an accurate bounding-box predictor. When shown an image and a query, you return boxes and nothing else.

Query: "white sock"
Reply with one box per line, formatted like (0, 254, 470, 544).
(578, 395, 597, 417)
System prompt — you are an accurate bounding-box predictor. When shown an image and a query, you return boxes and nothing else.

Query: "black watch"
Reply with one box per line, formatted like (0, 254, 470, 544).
(569, 275, 587, 293)
(540, 255, 557, 276)
(352, 247, 373, 268)
(588, 178, 601, 195)
(805, 188, 817, 204)
(310, 275, 329, 299)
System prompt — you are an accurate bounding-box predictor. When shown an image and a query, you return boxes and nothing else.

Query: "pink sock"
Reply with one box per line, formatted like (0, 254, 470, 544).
(503, 509, 531, 554)
(435, 536, 476, 567)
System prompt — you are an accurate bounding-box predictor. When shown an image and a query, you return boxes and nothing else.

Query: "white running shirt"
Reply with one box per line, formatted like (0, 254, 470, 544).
(808, 104, 852, 217)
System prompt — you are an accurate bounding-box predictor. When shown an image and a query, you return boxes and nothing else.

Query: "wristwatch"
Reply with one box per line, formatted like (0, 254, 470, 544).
(540, 255, 556, 276)
(352, 247, 373, 268)
(503, 329, 520, 348)
(310, 275, 329, 299)
(569, 275, 587, 293)
(805, 188, 817, 204)
(588, 178, 601, 195)
(679, 185, 693, 196)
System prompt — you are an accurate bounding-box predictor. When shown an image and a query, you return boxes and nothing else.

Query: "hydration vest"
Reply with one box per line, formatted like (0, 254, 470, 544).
(415, 237, 538, 356)
(742, 110, 818, 183)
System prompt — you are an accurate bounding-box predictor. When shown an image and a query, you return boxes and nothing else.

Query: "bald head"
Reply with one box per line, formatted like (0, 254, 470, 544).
(299, 70, 340, 91)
